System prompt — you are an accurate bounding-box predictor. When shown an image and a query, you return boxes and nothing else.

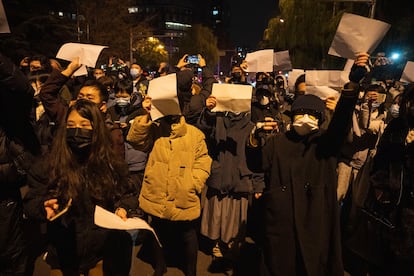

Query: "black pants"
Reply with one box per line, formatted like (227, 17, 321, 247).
(151, 217, 198, 276)
(103, 230, 133, 276)
(0, 196, 28, 276)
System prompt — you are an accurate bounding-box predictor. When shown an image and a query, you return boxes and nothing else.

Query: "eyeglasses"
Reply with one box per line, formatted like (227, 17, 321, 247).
(292, 108, 321, 121)
(293, 114, 318, 121)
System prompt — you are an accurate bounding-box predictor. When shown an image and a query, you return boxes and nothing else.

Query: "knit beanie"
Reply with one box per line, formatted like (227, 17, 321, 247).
(291, 94, 325, 125)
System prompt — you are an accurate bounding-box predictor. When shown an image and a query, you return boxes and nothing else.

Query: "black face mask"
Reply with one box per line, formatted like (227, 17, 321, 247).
(256, 88, 274, 106)
(231, 72, 242, 83)
(163, 115, 181, 125)
(156, 115, 181, 137)
(66, 128, 93, 157)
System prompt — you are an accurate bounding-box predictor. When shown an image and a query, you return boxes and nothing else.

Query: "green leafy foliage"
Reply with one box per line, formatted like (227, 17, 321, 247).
(174, 24, 219, 69)
(260, 0, 414, 69)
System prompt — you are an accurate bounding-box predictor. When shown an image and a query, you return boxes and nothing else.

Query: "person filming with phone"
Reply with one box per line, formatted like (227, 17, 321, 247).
(174, 54, 217, 126)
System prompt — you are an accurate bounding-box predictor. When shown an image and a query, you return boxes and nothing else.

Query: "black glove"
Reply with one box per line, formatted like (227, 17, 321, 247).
(349, 64, 368, 83)
(284, 92, 295, 104)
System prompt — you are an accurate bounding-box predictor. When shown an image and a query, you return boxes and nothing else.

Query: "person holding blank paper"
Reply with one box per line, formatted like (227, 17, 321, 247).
(261, 53, 369, 276)
(126, 94, 212, 276)
(23, 100, 137, 276)
(197, 61, 255, 270)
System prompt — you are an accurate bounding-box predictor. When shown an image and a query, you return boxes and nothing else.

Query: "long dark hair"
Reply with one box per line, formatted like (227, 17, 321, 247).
(48, 99, 128, 203)
(400, 83, 414, 129)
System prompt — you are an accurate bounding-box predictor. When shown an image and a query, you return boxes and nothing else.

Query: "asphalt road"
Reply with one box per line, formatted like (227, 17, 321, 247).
(33, 236, 263, 276)
(32, 239, 351, 276)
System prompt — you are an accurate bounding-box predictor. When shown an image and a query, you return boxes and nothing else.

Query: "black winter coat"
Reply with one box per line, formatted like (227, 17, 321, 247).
(0, 52, 40, 274)
(198, 110, 254, 194)
(23, 157, 137, 273)
(262, 83, 359, 276)
(366, 117, 414, 263)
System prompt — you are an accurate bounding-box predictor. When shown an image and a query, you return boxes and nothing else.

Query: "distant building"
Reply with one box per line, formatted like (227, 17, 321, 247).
(129, 0, 235, 74)
(207, 0, 235, 75)
(5, 0, 237, 74)
(128, 0, 194, 56)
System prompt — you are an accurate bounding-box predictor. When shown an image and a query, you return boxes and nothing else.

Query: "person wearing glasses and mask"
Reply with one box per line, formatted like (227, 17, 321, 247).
(261, 53, 370, 276)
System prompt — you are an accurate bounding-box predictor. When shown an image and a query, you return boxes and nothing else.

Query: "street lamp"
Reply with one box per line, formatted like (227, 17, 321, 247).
(128, 6, 139, 64)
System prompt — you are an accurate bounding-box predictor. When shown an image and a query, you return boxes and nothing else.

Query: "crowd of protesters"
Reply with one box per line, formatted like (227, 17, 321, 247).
(0, 48, 413, 276)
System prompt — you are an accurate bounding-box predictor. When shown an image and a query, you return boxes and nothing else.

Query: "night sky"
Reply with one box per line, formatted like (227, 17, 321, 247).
(227, 0, 279, 49)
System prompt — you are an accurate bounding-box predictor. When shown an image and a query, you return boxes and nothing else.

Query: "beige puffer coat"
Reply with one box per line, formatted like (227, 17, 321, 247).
(127, 115, 212, 221)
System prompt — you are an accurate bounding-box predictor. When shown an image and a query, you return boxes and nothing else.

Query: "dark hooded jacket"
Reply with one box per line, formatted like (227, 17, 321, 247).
(0, 52, 40, 274)
(177, 67, 217, 125)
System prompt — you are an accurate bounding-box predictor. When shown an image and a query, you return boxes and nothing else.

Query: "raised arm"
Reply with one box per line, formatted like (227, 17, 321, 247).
(0, 52, 40, 154)
(321, 53, 370, 155)
(40, 57, 81, 126)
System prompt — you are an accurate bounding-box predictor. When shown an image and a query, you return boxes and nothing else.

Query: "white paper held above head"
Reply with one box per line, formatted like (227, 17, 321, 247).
(328, 13, 391, 60)
(147, 73, 181, 121)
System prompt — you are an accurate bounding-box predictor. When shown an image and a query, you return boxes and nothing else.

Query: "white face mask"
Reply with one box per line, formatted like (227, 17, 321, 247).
(371, 102, 381, 110)
(130, 68, 141, 79)
(115, 97, 130, 107)
(260, 95, 270, 106)
(292, 114, 319, 136)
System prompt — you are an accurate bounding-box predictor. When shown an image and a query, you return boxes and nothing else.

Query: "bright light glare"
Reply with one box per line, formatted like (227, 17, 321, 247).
(128, 7, 138, 13)
(390, 52, 400, 60)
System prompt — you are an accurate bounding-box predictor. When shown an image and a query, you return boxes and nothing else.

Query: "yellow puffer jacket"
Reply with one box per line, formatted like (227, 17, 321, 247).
(127, 115, 212, 221)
